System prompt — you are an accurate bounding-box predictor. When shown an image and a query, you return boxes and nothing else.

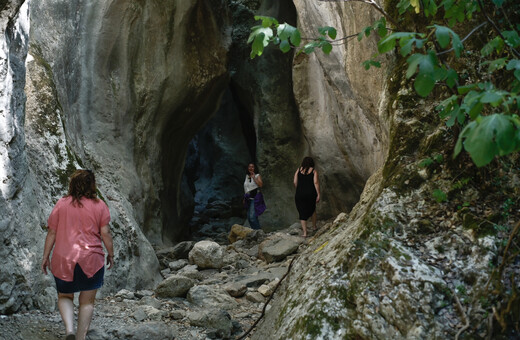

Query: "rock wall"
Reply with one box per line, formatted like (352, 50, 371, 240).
(0, 0, 36, 314)
(1, 0, 391, 315)
(29, 0, 232, 244)
(292, 0, 390, 217)
(251, 2, 517, 339)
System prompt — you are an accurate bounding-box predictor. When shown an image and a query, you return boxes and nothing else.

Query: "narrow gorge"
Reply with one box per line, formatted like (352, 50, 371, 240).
(1, 0, 518, 339)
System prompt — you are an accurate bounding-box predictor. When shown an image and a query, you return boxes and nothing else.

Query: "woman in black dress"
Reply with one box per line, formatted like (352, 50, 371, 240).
(293, 157, 321, 237)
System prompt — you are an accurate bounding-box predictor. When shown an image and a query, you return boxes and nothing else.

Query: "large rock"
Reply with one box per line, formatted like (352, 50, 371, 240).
(228, 224, 254, 244)
(187, 285, 238, 310)
(258, 234, 302, 263)
(187, 308, 233, 339)
(154, 275, 196, 298)
(189, 240, 224, 269)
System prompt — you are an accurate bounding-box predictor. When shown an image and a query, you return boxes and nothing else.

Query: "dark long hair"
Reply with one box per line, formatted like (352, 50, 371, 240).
(300, 157, 315, 174)
(246, 163, 258, 175)
(67, 169, 98, 206)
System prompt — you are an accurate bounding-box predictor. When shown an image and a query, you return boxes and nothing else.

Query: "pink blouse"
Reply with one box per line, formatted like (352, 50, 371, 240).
(47, 196, 111, 281)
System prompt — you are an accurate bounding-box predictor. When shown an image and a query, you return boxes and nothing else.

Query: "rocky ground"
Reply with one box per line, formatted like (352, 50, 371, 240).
(0, 221, 323, 340)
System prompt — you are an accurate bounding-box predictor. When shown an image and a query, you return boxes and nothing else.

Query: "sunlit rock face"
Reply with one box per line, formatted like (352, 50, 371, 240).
(0, 0, 34, 314)
(0, 0, 231, 313)
(29, 0, 232, 244)
(290, 0, 390, 217)
(2, 0, 391, 315)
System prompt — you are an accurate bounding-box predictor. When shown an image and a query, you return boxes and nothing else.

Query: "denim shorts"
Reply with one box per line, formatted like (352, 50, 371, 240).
(54, 263, 104, 294)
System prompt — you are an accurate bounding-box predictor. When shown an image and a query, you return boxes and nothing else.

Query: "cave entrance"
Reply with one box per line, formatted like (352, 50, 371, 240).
(180, 85, 256, 242)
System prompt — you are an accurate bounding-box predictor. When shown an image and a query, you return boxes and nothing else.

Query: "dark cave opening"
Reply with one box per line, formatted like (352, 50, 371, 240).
(180, 85, 258, 242)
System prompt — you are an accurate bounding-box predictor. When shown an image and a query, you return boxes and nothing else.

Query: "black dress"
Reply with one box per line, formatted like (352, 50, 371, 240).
(295, 169, 317, 220)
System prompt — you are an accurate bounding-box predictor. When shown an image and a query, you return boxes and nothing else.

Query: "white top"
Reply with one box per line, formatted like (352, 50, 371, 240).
(244, 174, 260, 194)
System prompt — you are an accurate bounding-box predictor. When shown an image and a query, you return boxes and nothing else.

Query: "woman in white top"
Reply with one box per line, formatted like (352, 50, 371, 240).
(244, 163, 263, 229)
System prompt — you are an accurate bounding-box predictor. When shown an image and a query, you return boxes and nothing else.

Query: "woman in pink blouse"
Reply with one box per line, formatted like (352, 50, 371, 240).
(42, 169, 114, 340)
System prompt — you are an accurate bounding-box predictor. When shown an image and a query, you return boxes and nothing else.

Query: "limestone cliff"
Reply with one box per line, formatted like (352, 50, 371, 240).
(0, 0, 390, 315)
(1, 1, 515, 338)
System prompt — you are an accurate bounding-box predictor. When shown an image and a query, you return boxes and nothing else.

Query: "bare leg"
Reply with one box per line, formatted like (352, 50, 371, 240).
(301, 220, 307, 237)
(312, 211, 317, 230)
(58, 293, 75, 336)
(77, 289, 97, 340)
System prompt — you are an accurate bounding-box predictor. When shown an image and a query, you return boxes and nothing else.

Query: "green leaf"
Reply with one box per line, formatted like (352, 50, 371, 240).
(483, 58, 507, 73)
(414, 72, 435, 97)
(318, 26, 337, 40)
(481, 91, 504, 106)
(435, 25, 451, 48)
(397, 0, 411, 14)
(279, 39, 291, 53)
(457, 84, 478, 94)
(400, 37, 426, 56)
(503, 30, 520, 48)
(462, 114, 517, 166)
(254, 16, 279, 28)
(446, 105, 463, 127)
(410, 52, 437, 97)
(303, 42, 317, 54)
(378, 36, 397, 54)
(378, 32, 417, 54)
(492, 0, 505, 6)
(434, 67, 447, 81)
(424, 0, 438, 16)
(468, 101, 483, 119)
(291, 29, 302, 47)
(434, 154, 444, 162)
(451, 30, 463, 57)
(446, 68, 458, 88)
(278, 23, 299, 46)
(251, 33, 266, 58)
(362, 26, 372, 39)
(454, 122, 472, 157)
(406, 54, 423, 78)
(419, 158, 434, 167)
(481, 37, 504, 56)
(507, 59, 520, 81)
(321, 41, 333, 54)
(433, 25, 463, 57)
(328, 27, 337, 40)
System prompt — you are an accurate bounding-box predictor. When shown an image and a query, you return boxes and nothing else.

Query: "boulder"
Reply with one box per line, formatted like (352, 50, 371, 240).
(228, 224, 254, 244)
(187, 285, 238, 310)
(187, 308, 233, 339)
(154, 275, 196, 298)
(258, 234, 302, 263)
(189, 240, 224, 269)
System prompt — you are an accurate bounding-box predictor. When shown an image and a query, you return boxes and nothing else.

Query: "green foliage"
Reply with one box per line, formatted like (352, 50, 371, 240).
(248, 16, 331, 58)
(432, 189, 448, 202)
(247, 0, 520, 168)
(419, 153, 443, 167)
(451, 177, 470, 190)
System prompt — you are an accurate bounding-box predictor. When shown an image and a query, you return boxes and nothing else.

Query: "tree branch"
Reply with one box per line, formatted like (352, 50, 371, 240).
(437, 22, 488, 56)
